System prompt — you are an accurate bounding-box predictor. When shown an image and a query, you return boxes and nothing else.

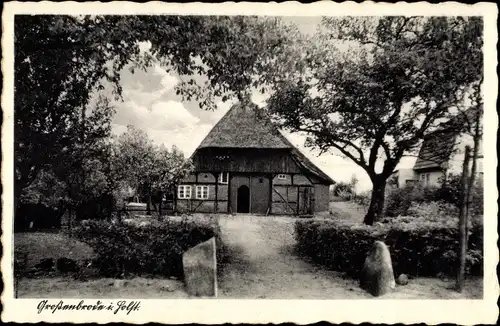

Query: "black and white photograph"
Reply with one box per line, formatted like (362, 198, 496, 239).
(2, 1, 498, 324)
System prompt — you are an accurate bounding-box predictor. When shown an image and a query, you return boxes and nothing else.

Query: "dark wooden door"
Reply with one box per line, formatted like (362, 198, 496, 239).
(250, 175, 270, 214)
(298, 187, 313, 215)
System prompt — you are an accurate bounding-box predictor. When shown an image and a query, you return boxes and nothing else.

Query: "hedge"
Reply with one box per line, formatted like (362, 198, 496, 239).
(295, 218, 483, 278)
(74, 215, 226, 278)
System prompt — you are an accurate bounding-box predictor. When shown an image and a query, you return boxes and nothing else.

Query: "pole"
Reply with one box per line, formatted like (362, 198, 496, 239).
(456, 145, 471, 292)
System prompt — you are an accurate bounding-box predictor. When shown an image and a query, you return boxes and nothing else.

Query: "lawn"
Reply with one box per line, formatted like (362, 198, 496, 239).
(313, 200, 367, 223)
(17, 277, 188, 299)
(14, 231, 96, 270)
(14, 230, 192, 298)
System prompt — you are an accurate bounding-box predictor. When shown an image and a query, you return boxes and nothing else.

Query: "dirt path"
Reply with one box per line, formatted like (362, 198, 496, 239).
(217, 215, 370, 299)
(217, 215, 482, 299)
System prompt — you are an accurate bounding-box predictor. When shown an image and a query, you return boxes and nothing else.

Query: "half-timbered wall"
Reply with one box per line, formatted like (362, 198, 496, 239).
(176, 165, 329, 215)
(313, 184, 329, 213)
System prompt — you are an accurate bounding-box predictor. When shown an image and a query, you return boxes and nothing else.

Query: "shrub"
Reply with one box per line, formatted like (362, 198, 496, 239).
(74, 215, 223, 278)
(406, 201, 459, 222)
(436, 173, 484, 217)
(295, 218, 483, 278)
(386, 173, 484, 218)
(331, 181, 355, 200)
(385, 183, 441, 217)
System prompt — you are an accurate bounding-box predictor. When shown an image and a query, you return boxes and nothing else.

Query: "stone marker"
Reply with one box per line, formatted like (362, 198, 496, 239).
(397, 273, 409, 286)
(182, 237, 217, 297)
(360, 241, 396, 297)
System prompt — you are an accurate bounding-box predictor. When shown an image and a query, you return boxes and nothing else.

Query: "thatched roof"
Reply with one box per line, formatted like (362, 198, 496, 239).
(196, 101, 334, 184)
(198, 101, 291, 149)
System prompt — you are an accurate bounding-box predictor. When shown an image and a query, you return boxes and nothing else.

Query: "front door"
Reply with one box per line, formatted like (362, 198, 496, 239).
(237, 185, 250, 213)
(250, 176, 270, 214)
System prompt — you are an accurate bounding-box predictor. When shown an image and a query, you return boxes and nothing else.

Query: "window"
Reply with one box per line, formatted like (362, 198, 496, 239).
(419, 173, 430, 185)
(178, 185, 192, 199)
(277, 174, 287, 180)
(196, 185, 209, 199)
(218, 172, 229, 184)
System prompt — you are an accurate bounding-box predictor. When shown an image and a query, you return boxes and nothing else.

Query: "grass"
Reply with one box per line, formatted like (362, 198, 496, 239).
(14, 231, 96, 270)
(313, 200, 367, 224)
(17, 277, 189, 298)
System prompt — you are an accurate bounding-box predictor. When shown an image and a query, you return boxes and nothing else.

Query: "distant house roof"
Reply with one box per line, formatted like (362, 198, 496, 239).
(413, 130, 458, 171)
(195, 100, 334, 184)
(414, 107, 483, 171)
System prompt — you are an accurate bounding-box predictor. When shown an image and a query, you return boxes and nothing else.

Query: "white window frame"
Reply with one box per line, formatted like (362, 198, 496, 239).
(218, 172, 229, 184)
(196, 185, 209, 200)
(277, 174, 287, 180)
(178, 185, 192, 199)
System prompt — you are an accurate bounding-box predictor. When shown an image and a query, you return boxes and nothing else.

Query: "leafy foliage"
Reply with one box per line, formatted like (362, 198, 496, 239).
(266, 17, 483, 224)
(74, 216, 222, 278)
(14, 15, 295, 199)
(295, 218, 483, 278)
(384, 174, 484, 218)
(113, 125, 193, 213)
(331, 181, 355, 198)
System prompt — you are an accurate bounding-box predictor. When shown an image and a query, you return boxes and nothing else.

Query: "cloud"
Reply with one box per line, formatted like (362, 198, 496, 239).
(147, 123, 213, 157)
(114, 100, 199, 131)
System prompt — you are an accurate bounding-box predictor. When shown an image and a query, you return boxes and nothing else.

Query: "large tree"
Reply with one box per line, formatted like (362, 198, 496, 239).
(266, 17, 483, 225)
(114, 125, 192, 215)
(14, 15, 294, 204)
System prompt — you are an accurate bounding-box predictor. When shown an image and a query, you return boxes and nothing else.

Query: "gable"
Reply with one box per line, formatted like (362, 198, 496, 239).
(198, 101, 291, 149)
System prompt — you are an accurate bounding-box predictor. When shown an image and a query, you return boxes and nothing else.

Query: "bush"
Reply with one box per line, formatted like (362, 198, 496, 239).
(384, 183, 439, 217)
(385, 174, 484, 218)
(295, 218, 483, 278)
(406, 201, 459, 222)
(437, 173, 484, 217)
(331, 181, 356, 200)
(352, 190, 370, 209)
(74, 215, 223, 278)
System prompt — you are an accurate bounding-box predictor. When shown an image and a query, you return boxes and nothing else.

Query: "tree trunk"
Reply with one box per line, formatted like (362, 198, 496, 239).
(466, 108, 482, 216)
(456, 146, 471, 292)
(363, 177, 387, 225)
(146, 184, 152, 216)
(158, 191, 163, 218)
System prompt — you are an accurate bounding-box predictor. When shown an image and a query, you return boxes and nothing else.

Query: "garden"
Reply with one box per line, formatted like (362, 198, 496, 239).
(14, 214, 228, 298)
(296, 174, 484, 294)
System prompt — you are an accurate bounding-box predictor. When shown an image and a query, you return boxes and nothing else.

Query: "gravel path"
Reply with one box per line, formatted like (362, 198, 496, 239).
(217, 215, 369, 299)
(216, 214, 482, 299)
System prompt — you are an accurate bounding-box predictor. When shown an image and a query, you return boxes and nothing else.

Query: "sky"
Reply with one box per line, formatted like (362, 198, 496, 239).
(107, 17, 417, 192)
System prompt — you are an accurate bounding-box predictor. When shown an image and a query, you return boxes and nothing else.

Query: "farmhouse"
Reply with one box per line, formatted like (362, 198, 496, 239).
(390, 117, 483, 188)
(176, 100, 334, 215)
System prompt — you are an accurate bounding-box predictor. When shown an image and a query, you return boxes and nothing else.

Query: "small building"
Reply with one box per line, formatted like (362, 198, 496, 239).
(390, 127, 483, 188)
(176, 100, 334, 215)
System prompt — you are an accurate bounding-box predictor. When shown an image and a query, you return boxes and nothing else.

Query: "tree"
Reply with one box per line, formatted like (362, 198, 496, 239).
(114, 126, 192, 215)
(14, 15, 294, 206)
(151, 145, 193, 216)
(16, 94, 118, 227)
(266, 17, 483, 225)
